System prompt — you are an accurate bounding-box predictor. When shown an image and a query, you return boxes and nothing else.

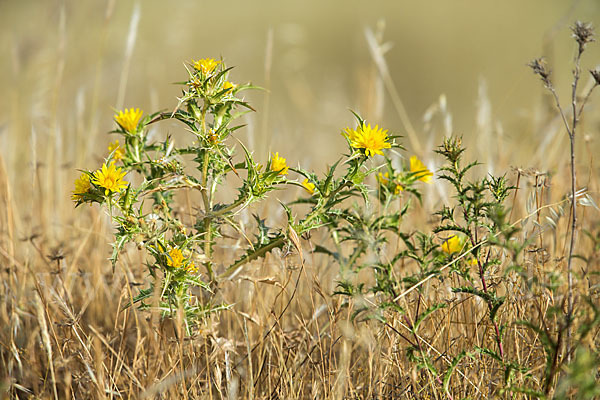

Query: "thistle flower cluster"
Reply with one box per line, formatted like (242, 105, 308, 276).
(71, 162, 128, 202)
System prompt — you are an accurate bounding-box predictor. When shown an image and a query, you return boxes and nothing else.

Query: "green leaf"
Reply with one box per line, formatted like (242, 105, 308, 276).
(443, 351, 471, 394)
(475, 346, 503, 363)
(414, 303, 447, 332)
(348, 109, 365, 127)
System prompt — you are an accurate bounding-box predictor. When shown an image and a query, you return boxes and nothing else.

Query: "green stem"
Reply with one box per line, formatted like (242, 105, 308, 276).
(198, 103, 215, 282)
(134, 136, 141, 163)
(346, 243, 366, 270)
(469, 231, 504, 360)
(211, 195, 248, 218)
(220, 237, 286, 279)
(302, 180, 351, 228)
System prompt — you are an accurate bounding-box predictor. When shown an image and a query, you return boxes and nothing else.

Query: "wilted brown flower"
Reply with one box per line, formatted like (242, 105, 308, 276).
(571, 21, 595, 51)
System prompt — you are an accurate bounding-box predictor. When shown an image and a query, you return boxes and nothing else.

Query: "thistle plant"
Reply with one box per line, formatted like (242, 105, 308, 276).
(72, 58, 288, 331)
(322, 127, 599, 397)
(434, 137, 513, 360)
(72, 58, 405, 333)
(322, 134, 519, 397)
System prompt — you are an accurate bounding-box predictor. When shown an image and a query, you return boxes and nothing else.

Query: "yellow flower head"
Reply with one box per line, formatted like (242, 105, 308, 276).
(167, 248, 197, 273)
(108, 140, 124, 161)
(207, 130, 220, 145)
(167, 248, 185, 269)
(71, 173, 91, 202)
(93, 162, 128, 195)
(270, 152, 289, 175)
(441, 235, 463, 255)
(343, 123, 391, 157)
(410, 156, 433, 183)
(114, 108, 143, 133)
(302, 178, 315, 194)
(192, 58, 221, 75)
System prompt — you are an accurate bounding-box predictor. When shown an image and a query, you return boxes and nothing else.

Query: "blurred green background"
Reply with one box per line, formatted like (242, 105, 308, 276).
(1, 0, 600, 221)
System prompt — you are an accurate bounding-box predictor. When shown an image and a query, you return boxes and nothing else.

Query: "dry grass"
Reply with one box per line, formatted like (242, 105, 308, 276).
(1, 176, 594, 399)
(2, 2, 600, 399)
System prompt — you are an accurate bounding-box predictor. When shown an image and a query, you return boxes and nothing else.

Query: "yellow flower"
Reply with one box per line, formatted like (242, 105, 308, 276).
(343, 123, 391, 157)
(93, 162, 128, 195)
(223, 81, 236, 91)
(410, 156, 433, 183)
(207, 130, 220, 145)
(302, 178, 315, 194)
(114, 108, 143, 133)
(185, 262, 198, 274)
(167, 248, 184, 269)
(377, 172, 390, 185)
(192, 58, 220, 75)
(108, 140, 124, 161)
(71, 173, 91, 202)
(167, 248, 197, 273)
(441, 235, 463, 255)
(377, 172, 403, 194)
(270, 152, 289, 175)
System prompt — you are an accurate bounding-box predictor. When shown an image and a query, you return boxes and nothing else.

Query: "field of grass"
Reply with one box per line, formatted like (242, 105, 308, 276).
(2, 1, 600, 399)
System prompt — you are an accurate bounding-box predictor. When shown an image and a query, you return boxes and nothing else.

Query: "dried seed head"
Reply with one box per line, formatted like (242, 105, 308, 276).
(528, 58, 552, 88)
(590, 67, 600, 86)
(571, 21, 595, 50)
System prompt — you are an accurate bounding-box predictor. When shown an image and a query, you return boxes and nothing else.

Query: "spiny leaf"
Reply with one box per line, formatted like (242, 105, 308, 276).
(414, 303, 447, 332)
(443, 351, 471, 394)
